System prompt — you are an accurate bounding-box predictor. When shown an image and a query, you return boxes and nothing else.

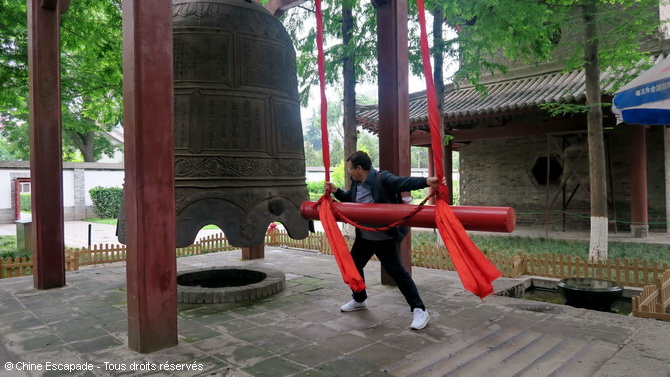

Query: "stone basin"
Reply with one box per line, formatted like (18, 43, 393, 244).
(177, 267, 285, 304)
(557, 277, 623, 311)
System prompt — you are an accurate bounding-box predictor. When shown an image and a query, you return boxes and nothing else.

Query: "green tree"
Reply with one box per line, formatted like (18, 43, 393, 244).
(283, 2, 378, 106)
(302, 96, 346, 167)
(0, 0, 122, 162)
(357, 130, 380, 167)
(437, 0, 660, 260)
(411, 146, 429, 169)
(0, 137, 14, 160)
(284, 1, 379, 191)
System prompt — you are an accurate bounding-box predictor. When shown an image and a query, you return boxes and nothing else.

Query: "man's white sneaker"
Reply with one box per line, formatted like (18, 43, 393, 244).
(411, 308, 429, 330)
(340, 299, 368, 312)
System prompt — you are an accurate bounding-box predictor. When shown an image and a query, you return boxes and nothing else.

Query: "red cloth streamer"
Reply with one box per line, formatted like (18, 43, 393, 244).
(314, 0, 365, 292)
(416, 0, 501, 299)
(315, 0, 330, 182)
(316, 195, 366, 292)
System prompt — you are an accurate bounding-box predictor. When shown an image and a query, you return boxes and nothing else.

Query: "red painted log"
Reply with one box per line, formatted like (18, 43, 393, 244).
(300, 202, 516, 233)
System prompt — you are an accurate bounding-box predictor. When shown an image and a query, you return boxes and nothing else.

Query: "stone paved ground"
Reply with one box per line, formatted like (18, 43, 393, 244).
(0, 247, 669, 377)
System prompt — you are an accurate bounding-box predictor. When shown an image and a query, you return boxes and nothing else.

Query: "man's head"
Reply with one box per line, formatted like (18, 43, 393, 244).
(346, 151, 372, 182)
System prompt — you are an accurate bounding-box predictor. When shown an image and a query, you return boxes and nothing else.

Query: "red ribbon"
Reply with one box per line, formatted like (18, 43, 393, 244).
(313, 0, 501, 299)
(315, 0, 365, 293)
(416, 0, 501, 299)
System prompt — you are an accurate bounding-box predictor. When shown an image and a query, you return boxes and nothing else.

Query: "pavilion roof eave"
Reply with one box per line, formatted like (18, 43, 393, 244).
(357, 52, 665, 134)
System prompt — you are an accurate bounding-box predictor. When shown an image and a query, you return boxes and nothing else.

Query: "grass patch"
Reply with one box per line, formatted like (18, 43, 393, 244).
(0, 236, 31, 260)
(411, 232, 670, 264)
(85, 218, 118, 225)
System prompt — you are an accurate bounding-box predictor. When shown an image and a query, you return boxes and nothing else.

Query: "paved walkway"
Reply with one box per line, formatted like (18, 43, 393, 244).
(1, 242, 669, 376)
(0, 221, 222, 249)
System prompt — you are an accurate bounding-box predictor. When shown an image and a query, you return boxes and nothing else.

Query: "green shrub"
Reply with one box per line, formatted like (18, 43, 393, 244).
(0, 236, 30, 260)
(307, 181, 325, 194)
(19, 193, 31, 211)
(89, 186, 123, 219)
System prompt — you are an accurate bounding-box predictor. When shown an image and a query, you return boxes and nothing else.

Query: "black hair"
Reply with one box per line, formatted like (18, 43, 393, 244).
(346, 151, 372, 171)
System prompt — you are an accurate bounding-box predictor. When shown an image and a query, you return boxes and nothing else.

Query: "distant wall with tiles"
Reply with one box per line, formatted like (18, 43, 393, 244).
(459, 126, 667, 232)
(0, 162, 124, 223)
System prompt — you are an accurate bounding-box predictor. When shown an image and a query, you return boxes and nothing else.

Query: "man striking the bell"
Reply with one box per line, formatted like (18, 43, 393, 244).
(325, 151, 439, 330)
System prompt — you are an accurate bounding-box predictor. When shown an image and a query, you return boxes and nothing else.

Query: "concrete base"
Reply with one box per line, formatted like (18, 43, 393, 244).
(242, 244, 265, 260)
(631, 225, 649, 238)
(15, 220, 32, 253)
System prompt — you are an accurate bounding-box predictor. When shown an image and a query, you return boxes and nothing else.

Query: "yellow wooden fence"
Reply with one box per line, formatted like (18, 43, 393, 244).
(524, 253, 668, 288)
(0, 256, 32, 278)
(2, 230, 667, 285)
(632, 269, 670, 321)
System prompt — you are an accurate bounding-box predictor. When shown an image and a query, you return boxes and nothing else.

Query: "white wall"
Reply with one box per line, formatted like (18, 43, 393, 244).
(0, 162, 453, 223)
(0, 168, 29, 208)
(62, 170, 75, 207)
(84, 170, 125, 206)
(0, 161, 124, 223)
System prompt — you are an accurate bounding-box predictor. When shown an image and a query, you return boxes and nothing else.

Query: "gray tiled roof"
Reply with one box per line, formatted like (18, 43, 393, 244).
(356, 53, 666, 133)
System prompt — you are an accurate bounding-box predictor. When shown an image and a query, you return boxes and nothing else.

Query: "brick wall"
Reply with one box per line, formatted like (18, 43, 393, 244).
(460, 127, 667, 232)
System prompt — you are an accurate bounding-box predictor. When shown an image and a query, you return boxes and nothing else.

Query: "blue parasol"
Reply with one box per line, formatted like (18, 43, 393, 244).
(612, 55, 670, 125)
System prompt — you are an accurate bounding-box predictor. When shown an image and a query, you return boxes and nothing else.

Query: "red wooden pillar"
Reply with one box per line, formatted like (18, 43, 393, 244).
(375, 0, 411, 284)
(122, 0, 177, 352)
(629, 125, 649, 238)
(27, 0, 68, 290)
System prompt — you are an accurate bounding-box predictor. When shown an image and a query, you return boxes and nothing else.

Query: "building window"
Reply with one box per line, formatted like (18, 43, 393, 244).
(528, 155, 563, 186)
(20, 182, 31, 193)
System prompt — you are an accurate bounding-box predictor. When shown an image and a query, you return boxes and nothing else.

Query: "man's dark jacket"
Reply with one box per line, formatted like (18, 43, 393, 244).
(332, 168, 429, 241)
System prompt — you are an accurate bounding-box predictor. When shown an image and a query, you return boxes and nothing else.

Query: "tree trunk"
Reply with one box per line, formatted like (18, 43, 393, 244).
(69, 130, 95, 162)
(432, 7, 451, 203)
(342, 1, 357, 239)
(342, 0, 356, 189)
(583, 1, 608, 261)
(433, 7, 449, 248)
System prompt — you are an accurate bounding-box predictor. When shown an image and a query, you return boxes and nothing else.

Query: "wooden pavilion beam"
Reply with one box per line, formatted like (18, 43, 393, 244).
(122, 0, 177, 353)
(28, 0, 66, 290)
(410, 117, 589, 146)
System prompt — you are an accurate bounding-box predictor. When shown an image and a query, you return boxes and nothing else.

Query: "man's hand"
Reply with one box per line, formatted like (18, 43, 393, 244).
(325, 182, 338, 193)
(426, 177, 439, 187)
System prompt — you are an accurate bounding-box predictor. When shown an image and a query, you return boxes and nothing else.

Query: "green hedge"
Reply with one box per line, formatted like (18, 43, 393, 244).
(19, 193, 31, 211)
(89, 186, 123, 219)
(305, 181, 323, 201)
(306, 181, 325, 195)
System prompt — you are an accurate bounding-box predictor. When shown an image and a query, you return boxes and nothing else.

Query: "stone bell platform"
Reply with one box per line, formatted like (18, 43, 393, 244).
(1, 244, 669, 377)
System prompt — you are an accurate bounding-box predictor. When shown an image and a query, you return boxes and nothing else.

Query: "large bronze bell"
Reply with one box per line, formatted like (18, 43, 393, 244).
(119, 0, 309, 247)
(171, 0, 309, 247)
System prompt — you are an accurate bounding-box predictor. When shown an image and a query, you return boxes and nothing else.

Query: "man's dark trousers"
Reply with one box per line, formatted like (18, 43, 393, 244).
(350, 237, 425, 311)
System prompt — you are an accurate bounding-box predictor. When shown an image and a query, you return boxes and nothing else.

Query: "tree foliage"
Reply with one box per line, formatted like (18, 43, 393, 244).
(283, 0, 379, 107)
(433, 0, 661, 94)
(0, 0, 123, 162)
(432, 0, 662, 260)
